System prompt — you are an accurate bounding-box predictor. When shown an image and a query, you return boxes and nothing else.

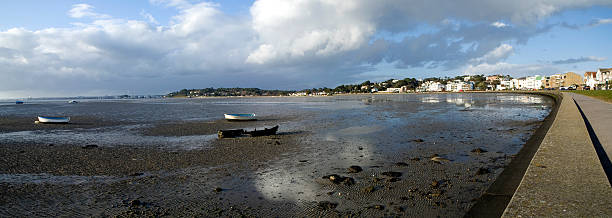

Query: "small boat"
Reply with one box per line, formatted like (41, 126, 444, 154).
(245, 125, 279, 137)
(224, 113, 257, 121)
(218, 125, 279, 139)
(217, 129, 244, 139)
(37, 116, 70, 123)
(15, 101, 24, 104)
(68, 100, 78, 104)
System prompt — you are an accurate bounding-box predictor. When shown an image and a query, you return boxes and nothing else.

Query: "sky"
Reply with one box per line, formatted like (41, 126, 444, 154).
(1, 0, 611, 98)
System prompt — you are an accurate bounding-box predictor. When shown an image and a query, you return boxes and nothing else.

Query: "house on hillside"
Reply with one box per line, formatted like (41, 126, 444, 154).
(596, 68, 611, 90)
(446, 80, 474, 92)
(585, 71, 597, 89)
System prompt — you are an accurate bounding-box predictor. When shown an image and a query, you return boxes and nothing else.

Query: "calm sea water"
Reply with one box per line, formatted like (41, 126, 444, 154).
(0, 93, 552, 152)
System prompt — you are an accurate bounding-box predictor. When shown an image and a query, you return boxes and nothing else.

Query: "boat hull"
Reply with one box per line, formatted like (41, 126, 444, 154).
(37, 116, 70, 123)
(224, 113, 257, 121)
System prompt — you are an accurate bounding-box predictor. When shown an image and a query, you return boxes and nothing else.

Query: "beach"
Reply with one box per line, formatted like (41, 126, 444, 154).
(0, 93, 553, 217)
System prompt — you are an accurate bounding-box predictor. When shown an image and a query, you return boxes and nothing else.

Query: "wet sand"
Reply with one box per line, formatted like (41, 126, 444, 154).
(0, 94, 554, 217)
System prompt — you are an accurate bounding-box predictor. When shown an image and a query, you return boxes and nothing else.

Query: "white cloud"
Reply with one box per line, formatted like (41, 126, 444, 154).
(68, 4, 111, 19)
(552, 56, 607, 64)
(2, 0, 612, 97)
(590, 18, 612, 26)
(491, 21, 508, 28)
(140, 10, 159, 25)
(469, 44, 514, 65)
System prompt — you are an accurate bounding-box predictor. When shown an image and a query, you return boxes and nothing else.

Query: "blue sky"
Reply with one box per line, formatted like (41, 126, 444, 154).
(0, 0, 611, 97)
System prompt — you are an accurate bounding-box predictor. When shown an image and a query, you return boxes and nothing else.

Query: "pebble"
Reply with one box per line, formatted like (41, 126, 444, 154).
(475, 168, 490, 175)
(471, 147, 488, 153)
(430, 156, 450, 164)
(363, 186, 376, 193)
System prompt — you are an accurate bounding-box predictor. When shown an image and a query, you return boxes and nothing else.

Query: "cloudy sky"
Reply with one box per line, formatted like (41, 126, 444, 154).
(1, 0, 611, 98)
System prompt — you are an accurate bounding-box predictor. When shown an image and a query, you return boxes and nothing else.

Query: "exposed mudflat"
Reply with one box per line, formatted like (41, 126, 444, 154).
(0, 93, 553, 217)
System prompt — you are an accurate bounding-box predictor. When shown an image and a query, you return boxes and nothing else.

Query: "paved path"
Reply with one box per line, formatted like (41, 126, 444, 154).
(571, 93, 612, 169)
(503, 93, 612, 217)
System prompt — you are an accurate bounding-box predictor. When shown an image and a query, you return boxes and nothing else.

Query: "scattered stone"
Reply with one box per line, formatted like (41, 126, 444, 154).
(363, 185, 376, 193)
(370, 205, 385, 210)
(347, 165, 363, 173)
(48, 144, 54, 146)
(274, 141, 281, 145)
(395, 162, 409, 167)
(475, 168, 490, 175)
(430, 156, 450, 164)
(409, 157, 420, 161)
(429, 190, 444, 197)
(129, 199, 141, 207)
(318, 201, 338, 210)
(82, 144, 98, 149)
(358, 146, 363, 150)
(471, 148, 488, 153)
(213, 187, 223, 192)
(326, 191, 334, 195)
(129, 172, 144, 177)
(341, 177, 355, 185)
(413, 139, 424, 142)
(381, 171, 402, 178)
(323, 174, 355, 185)
(431, 180, 440, 188)
(298, 160, 308, 163)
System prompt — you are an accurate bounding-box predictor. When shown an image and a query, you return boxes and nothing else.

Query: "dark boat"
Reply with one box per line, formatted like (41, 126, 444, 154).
(217, 125, 279, 139)
(245, 125, 279, 137)
(15, 101, 24, 104)
(217, 129, 244, 139)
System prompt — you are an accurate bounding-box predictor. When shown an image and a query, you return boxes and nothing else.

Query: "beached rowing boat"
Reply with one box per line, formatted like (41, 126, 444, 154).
(224, 113, 257, 121)
(218, 125, 279, 138)
(37, 116, 70, 123)
(245, 125, 278, 137)
(15, 101, 24, 104)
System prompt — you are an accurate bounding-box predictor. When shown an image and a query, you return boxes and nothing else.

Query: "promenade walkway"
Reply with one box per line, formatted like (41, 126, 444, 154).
(571, 93, 612, 182)
(502, 93, 612, 217)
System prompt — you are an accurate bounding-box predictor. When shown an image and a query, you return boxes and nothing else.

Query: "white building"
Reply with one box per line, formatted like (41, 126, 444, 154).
(445, 80, 474, 92)
(418, 81, 445, 92)
(596, 68, 612, 90)
(380, 87, 402, 93)
(585, 72, 598, 89)
(497, 80, 513, 90)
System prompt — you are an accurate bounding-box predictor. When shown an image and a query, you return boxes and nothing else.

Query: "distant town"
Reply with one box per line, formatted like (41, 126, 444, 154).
(169, 67, 611, 97)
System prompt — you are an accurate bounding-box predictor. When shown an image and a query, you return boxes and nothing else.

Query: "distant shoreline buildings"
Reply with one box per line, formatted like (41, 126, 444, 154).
(168, 67, 611, 97)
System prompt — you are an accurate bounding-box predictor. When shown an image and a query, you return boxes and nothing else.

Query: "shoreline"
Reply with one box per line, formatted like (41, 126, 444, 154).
(466, 91, 562, 217)
(0, 92, 554, 216)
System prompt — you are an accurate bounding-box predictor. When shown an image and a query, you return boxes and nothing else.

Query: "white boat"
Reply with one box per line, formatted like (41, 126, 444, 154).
(37, 116, 70, 123)
(68, 100, 78, 104)
(224, 113, 257, 121)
